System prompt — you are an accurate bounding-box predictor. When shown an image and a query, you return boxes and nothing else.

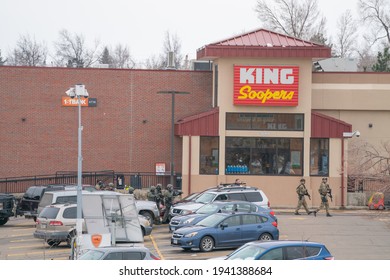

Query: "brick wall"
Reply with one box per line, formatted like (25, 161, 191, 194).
(0, 66, 212, 178)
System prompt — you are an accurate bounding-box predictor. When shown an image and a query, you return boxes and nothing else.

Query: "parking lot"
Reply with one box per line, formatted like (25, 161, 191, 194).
(1, 209, 390, 260)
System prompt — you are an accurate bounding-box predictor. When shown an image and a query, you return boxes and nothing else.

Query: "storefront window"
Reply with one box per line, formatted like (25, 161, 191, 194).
(200, 137, 219, 175)
(310, 138, 329, 176)
(226, 113, 304, 131)
(225, 137, 303, 176)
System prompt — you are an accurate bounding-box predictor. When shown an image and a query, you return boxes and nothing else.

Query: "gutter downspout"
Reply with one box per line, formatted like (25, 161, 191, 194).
(341, 138, 345, 208)
(188, 136, 192, 195)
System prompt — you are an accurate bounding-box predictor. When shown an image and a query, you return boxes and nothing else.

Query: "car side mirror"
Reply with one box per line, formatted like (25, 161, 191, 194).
(220, 223, 228, 229)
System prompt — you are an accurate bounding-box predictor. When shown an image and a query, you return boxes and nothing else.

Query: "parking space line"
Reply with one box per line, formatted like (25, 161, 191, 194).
(7, 249, 70, 257)
(149, 235, 164, 260)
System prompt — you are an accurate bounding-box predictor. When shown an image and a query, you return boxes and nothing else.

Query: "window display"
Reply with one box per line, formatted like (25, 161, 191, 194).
(225, 137, 303, 176)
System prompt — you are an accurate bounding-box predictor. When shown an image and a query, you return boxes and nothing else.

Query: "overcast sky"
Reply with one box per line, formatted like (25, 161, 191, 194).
(1, 0, 360, 63)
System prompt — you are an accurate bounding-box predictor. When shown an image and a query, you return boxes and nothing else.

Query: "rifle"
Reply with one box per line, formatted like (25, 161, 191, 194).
(328, 189, 333, 202)
(305, 191, 311, 200)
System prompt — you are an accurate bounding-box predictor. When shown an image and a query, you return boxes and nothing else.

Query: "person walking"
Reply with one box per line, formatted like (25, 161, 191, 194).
(315, 177, 333, 217)
(294, 178, 314, 215)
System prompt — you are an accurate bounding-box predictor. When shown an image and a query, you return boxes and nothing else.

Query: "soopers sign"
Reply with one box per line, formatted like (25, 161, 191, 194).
(233, 66, 299, 106)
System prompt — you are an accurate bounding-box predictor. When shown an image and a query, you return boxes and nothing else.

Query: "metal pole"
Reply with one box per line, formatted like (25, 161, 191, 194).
(76, 95, 83, 256)
(170, 93, 175, 185)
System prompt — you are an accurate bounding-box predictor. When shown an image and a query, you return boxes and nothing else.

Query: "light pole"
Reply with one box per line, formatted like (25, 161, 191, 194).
(341, 130, 361, 208)
(65, 84, 89, 257)
(157, 91, 190, 185)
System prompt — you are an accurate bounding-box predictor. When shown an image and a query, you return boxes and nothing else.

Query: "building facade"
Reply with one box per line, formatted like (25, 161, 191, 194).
(1, 29, 390, 207)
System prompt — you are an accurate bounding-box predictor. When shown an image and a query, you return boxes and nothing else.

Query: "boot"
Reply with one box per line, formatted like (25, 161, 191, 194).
(313, 211, 317, 217)
(294, 212, 301, 215)
(326, 213, 332, 217)
(307, 211, 313, 215)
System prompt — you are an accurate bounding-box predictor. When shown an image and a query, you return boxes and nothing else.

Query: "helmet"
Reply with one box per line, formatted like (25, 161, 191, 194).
(150, 185, 156, 191)
(300, 178, 305, 182)
(167, 184, 173, 190)
(322, 177, 328, 181)
(108, 183, 114, 187)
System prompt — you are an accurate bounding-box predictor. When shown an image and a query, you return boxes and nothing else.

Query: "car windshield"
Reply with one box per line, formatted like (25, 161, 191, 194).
(194, 193, 216, 204)
(196, 214, 226, 227)
(195, 204, 220, 214)
(227, 244, 267, 260)
(79, 249, 105, 260)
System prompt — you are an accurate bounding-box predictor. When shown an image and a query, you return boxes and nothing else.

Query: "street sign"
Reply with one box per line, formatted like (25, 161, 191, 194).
(62, 97, 97, 107)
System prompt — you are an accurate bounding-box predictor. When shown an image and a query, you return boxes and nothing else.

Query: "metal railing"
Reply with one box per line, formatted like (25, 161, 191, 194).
(0, 171, 181, 194)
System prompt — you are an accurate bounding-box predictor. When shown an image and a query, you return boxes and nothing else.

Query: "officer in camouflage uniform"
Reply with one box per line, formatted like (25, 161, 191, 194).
(161, 184, 174, 224)
(315, 177, 332, 217)
(294, 178, 314, 216)
(147, 186, 157, 202)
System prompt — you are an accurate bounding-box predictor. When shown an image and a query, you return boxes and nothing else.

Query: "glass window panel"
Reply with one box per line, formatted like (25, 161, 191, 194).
(226, 137, 303, 176)
(200, 137, 219, 175)
(310, 139, 329, 176)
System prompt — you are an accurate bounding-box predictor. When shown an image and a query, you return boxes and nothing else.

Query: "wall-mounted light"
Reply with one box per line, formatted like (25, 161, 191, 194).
(368, 123, 373, 128)
(21, 118, 26, 122)
(142, 119, 147, 124)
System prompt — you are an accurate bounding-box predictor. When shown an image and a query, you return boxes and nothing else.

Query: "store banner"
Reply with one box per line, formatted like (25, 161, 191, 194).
(233, 65, 299, 106)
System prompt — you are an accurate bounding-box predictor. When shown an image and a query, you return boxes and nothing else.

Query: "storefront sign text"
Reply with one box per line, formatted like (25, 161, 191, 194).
(234, 66, 299, 106)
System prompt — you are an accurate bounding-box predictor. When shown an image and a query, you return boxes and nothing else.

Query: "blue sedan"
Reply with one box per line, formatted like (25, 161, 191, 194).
(169, 200, 276, 232)
(171, 212, 279, 252)
(219, 240, 334, 260)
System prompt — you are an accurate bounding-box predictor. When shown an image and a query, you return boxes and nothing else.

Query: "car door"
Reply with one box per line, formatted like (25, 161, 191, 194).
(240, 214, 265, 243)
(215, 215, 241, 247)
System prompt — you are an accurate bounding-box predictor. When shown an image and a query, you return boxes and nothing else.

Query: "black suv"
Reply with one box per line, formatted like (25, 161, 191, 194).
(0, 193, 15, 226)
(16, 184, 73, 221)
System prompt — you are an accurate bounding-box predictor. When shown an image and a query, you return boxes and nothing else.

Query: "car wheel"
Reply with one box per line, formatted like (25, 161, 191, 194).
(378, 205, 384, 210)
(140, 211, 154, 226)
(199, 236, 214, 252)
(47, 240, 61, 247)
(259, 233, 273, 241)
(0, 218, 9, 226)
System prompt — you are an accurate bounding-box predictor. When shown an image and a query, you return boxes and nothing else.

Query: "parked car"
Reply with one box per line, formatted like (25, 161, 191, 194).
(169, 200, 276, 232)
(17, 184, 96, 221)
(78, 245, 160, 260)
(0, 193, 15, 226)
(215, 240, 334, 260)
(34, 202, 151, 247)
(38, 190, 160, 226)
(170, 185, 270, 219)
(34, 203, 83, 247)
(171, 212, 278, 252)
(135, 200, 160, 226)
(138, 214, 152, 236)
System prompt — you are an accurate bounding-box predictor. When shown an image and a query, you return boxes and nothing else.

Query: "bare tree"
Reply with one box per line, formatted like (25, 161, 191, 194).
(0, 49, 6, 65)
(356, 36, 379, 71)
(143, 30, 183, 69)
(333, 10, 358, 58)
(348, 140, 390, 177)
(359, 0, 390, 46)
(111, 44, 135, 69)
(255, 0, 327, 41)
(53, 29, 100, 68)
(7, 34, 47, 66)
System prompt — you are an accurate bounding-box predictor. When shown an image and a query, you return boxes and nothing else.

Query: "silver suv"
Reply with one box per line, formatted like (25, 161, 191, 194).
(170, 185, 270, 218)
(34, 203, 82, 247)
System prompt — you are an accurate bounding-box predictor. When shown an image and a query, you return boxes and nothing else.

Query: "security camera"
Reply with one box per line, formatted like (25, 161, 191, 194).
(65, 87, 76, 98)
(355, 131, 361, 137)
(83, 89, 89, 98)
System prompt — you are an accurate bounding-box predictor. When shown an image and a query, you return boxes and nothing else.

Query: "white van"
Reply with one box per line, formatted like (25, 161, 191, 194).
(37, 190, 80, 215)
